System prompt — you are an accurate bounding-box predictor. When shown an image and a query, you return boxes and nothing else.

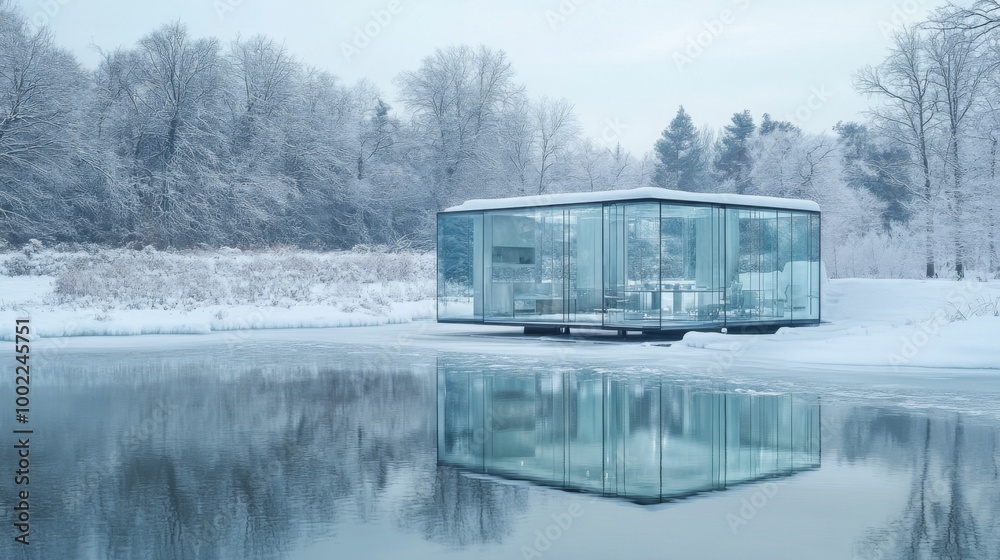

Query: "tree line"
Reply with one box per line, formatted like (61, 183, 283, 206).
(653, 2, 1000, 279)
(0, 1, 647, 250)
(1, 0, 998, 278)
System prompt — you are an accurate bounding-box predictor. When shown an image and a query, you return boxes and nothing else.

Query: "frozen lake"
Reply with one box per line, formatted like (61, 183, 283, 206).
(2, 330, 998, 559)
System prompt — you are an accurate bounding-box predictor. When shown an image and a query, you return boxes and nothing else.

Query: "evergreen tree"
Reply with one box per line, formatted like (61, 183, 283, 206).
(715, 110, 756, 193)
(834, 122, 912, 229)
(653, 106, 706, 191)
(760, 113, 800, 136)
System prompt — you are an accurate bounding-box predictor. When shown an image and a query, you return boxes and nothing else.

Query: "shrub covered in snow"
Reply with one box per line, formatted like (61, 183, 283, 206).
(2, 239, 72, 276)
(49, 247, 435, 312)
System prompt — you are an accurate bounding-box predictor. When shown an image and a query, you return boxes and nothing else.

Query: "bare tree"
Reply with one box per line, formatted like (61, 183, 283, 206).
(856, 28, 940, 278)
(0, 3, 103, 242)
(572, 139, 634, 192)
(396, 45, 521, 207)
(934, 1, 1000, 43)
(95, 22, 222, 246)
(225, 35, 296, 147)
(926, 29, 989, 279)
(496, 92, 535, 195)
(532, 97, 579, 194)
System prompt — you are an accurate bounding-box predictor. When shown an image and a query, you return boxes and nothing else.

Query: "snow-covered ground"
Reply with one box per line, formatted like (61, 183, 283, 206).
(1, 247, 998, 372)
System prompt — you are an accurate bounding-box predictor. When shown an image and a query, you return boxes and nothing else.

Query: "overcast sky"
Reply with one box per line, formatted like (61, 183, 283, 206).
(26, 0, 951, 155)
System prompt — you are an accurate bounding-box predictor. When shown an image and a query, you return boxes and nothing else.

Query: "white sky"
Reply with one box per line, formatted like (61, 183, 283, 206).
(25, 0, 950, 155)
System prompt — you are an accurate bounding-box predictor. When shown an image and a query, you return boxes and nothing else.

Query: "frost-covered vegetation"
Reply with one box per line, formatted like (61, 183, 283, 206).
(2, 245, 434, 314)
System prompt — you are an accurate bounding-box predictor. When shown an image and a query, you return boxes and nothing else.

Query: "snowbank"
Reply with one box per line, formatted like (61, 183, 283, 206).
(674, 279, 1000, 370)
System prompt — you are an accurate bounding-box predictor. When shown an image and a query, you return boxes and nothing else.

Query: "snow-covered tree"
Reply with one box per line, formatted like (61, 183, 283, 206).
(834, 121, 912, 228)
(531, 96, 579, 194)
(926, 28, 989, 278)
(856, 28, 941, 278)
(714, 110, 756, 194)
(654, 106, 709, 191)
(396, 45, 521, 208)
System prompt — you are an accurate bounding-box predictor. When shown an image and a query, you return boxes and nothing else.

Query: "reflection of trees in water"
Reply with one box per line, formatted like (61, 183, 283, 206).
(4, 354, 516, 559)
(843, 409, 1000, 559)
(398, 467, 529, 547)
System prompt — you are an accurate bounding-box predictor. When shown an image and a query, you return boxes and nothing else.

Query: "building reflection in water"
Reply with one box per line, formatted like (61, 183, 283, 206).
(437, 359, 821, 503)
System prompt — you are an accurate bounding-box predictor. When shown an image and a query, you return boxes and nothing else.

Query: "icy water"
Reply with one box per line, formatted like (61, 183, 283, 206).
(2, 336, 999, 559)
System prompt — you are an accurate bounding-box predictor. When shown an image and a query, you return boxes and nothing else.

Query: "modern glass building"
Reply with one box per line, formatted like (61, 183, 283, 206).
(437, 359, 821, 503)
(437, 187, 821, 333)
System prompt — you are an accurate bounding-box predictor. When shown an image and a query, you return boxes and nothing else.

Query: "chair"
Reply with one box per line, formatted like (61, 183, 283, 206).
(727, 281, 743, 311)
(741, 290, 759, 317)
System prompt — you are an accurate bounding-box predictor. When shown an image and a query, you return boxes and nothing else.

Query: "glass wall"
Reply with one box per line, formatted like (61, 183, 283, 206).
(659, 205, 725, 327)
(437, 200, 820, 330)
(437, 359, 822, 503)
(570, 206, 604, 323)
(437, 213, 482, 321)
(727, 208, 821, 325)
(604, 203, 661, 328)
(474, 205, 606, 324)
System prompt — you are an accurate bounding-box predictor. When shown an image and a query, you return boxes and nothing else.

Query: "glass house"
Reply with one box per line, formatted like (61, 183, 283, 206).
(437, 358, 821, 503)
(437, 187, 821, 333)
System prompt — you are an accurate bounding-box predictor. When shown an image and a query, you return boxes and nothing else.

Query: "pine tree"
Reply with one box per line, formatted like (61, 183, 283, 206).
(653, 106, 706, 191)
(760, 113, 799, 136)
(834, 122, 912, 229)
(715, 110, 756, 193)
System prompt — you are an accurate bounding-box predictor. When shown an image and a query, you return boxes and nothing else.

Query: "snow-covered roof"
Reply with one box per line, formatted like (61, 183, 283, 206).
(442, 187, 820, 213)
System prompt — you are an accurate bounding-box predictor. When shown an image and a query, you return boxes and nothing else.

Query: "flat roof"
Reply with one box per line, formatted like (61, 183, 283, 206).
(442, 187, 820, 213)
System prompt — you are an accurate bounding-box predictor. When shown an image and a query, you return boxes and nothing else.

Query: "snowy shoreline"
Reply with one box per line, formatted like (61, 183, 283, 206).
(1, 248, 998, 371)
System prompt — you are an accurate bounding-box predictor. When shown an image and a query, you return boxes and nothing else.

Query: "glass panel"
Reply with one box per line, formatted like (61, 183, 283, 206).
(661, 387, 723, 496)
(569, 206, 603, 324)
(437, 367, 485, 470)
(485, 208, 568, 323)
(437, 213, 483, 321)
(724, 394, 753, 484)
(659, 205, 724, 327)
(621, 379, 662, 499)
(604, 203, 660, 328)
(810, 214, 821, 321)
(777, 211, 793, 320)
(734, 208, 786, 323)
(533, 209, 567, 323)
(603, 204, 625, 326)
(791, 396, 822, 469)
(567, 373, 604, 493)
(484, 374, 557, 480)
(484, 211, 530, 320)
(788, 212, 813, 320)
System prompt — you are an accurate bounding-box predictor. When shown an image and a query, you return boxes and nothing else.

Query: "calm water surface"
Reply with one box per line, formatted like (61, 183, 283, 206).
(2, 336, 998, 559)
